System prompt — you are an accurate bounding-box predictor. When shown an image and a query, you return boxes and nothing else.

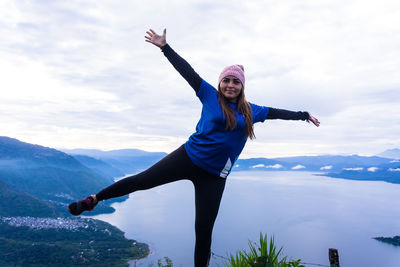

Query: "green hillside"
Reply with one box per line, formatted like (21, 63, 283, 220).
(0, 137, 124, 216)
(0, 217, 149, 267)
(0, 179, 60, 217)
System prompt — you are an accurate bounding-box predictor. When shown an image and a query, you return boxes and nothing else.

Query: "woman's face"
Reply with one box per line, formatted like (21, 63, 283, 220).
(219, 75, 243, 103)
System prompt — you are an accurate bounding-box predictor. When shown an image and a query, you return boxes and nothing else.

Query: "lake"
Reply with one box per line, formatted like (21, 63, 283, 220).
(90, 171, 400, 267)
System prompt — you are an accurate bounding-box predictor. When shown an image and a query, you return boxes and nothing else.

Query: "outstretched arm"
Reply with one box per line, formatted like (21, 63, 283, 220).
(145, 28, 202, 92)
(267, 108, 320, 127)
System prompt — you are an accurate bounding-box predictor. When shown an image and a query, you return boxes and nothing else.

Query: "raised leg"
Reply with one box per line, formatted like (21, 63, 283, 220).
(96, 145, 194, 201)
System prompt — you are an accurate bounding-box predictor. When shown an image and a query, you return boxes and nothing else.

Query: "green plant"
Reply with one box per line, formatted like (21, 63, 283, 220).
(157, 256, 173, 267)
(221, 233, 305, 267)
(147, 256, 177, 267)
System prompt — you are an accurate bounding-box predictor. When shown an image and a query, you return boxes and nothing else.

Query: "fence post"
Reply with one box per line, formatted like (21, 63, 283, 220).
(329, 248, 340, 267)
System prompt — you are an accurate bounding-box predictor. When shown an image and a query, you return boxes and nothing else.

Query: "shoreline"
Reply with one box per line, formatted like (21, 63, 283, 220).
(84, 191, 154, 266)
(129, 246, 156, 266)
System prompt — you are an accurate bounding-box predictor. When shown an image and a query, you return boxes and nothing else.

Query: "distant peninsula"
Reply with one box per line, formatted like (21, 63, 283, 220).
(373, 236, 400, 247)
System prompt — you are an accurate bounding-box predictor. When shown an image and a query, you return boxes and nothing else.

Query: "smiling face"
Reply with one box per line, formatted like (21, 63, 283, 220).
(219, 75, 243, 103)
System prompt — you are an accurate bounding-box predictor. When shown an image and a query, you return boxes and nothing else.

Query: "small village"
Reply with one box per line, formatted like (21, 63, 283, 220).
(1, 216, 91, 231)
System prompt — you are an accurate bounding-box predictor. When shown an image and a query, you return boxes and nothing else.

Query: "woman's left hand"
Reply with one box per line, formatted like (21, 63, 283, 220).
(308, 113, 320, 127)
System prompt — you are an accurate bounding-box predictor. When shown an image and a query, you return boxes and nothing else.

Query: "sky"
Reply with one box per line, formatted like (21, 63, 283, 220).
(0, 0, 399, 158)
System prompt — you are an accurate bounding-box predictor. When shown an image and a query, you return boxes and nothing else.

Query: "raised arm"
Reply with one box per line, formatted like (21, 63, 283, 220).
(145, 28, 202, 92)
(267, 108, 320, 127)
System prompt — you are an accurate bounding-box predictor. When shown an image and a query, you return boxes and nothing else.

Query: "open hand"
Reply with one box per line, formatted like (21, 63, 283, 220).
(308, 113, 320, 127)
(145, 28, 167, 48)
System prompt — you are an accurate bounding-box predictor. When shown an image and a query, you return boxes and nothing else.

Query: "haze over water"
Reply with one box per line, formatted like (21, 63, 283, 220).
(91, 171, 400, 267)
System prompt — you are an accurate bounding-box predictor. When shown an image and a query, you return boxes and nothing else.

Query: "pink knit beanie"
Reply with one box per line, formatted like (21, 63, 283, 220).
(218, 64, 245, 88)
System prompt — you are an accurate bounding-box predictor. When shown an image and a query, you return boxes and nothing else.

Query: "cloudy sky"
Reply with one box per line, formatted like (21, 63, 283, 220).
(0, 0, 399, 158)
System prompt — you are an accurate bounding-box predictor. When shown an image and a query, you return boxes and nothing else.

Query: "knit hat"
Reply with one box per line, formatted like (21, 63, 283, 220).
(218, 64, 245, 88)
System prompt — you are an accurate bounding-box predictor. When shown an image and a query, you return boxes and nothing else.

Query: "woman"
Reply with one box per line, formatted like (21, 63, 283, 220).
(68, 28, 320, 267)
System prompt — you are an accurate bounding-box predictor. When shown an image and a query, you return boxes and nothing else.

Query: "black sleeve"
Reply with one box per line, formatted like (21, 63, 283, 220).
(161, 44, 203, 93)
(266, 108, 310, 121)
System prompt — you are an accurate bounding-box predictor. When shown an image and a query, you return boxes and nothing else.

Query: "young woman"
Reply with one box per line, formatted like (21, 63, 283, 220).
(68, 28, 320, 267)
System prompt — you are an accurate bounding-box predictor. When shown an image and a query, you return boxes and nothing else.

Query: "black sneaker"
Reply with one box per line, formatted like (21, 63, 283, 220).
(68, 195, 97, 216)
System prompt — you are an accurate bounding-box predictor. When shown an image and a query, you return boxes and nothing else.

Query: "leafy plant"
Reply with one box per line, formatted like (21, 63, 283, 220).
(221, 233, 305, 267)
(147, 257, 174, 267)
(158, 257, 173, 267)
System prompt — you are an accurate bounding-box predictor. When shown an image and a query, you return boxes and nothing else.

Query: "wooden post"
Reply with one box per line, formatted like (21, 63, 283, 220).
(329, 248, 340, 267)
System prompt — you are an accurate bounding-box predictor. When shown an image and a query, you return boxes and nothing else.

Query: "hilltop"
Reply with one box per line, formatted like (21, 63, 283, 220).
(0, 216, 148, 266)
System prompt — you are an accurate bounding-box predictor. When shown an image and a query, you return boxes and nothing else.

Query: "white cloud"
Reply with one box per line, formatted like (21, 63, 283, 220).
(367, 167, 379, 172)
(251, 164, 265, 168)
(0, 0, 399, 156)
(388, 168, 400, 172)
(266, 164, 283, 169)
(292, 165, 305, 170)
(320, 165, 333, 170)
(343, 167, 364, 171)
(250, 163, 283, 169)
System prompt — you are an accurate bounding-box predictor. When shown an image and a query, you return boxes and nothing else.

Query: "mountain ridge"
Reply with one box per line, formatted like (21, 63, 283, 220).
(377, 148, 400, 159)
(62, 147, 167, 175)
(0, 137, 121, 216)
(1, 135, 399, 218)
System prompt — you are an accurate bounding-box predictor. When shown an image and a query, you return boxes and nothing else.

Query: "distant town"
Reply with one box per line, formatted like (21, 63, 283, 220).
(1, 216, 92, 231)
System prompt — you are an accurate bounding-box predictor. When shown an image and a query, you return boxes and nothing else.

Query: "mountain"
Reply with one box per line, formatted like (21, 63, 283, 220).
(63, 148, 167, 175)
(0, 136, 87, 170)
(0, 179, 60, 217)
(63, 148, 166, 158)
(0, 137, 118, 216)
(72, 155, 125, 179)
(377, 148, 400, 159)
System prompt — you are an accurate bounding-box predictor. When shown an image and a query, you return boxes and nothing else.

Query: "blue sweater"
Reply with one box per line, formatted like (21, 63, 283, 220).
(161, 44, 309, 178)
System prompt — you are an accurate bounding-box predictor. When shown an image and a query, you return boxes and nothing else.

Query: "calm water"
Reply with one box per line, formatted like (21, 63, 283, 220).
(90, 171, 400, 267)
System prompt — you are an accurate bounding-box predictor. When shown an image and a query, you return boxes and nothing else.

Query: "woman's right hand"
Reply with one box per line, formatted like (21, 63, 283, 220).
(145, 28, 167, 48)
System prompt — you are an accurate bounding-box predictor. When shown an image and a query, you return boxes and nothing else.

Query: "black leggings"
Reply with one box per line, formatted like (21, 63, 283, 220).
(96, 145, 226, 267)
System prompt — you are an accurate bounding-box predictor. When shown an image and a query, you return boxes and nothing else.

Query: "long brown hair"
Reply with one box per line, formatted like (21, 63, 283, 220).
(217, 86, 255, 140)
